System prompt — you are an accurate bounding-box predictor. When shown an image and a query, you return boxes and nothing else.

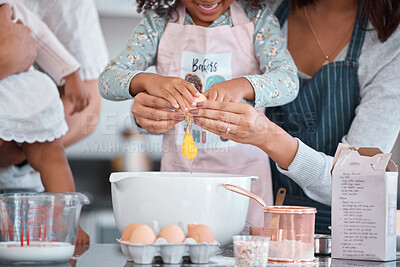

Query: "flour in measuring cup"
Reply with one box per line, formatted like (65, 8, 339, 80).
(268, 239, 314, 261)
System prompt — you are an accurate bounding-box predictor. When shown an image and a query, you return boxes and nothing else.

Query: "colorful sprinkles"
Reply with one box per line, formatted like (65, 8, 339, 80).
(233, 236, 269, 267)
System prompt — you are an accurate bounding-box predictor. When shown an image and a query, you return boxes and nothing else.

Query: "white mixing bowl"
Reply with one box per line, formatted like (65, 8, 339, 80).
(110, 172, 257, 246)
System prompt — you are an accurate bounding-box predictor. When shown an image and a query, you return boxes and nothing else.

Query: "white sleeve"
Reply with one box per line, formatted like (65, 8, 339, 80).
(4, 0, 80, 85)
(21, 0, 109, 81)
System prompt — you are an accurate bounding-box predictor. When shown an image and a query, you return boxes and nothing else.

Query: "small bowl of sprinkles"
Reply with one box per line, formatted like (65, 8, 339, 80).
(233, 235, 270, 267)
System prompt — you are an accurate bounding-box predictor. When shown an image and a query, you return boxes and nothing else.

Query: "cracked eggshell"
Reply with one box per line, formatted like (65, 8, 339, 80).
(180, 94, 207, 118)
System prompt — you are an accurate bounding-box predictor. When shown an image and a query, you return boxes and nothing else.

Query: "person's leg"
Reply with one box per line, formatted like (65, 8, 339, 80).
(22, 140, 90, 244)
(22, 139, 75, 192)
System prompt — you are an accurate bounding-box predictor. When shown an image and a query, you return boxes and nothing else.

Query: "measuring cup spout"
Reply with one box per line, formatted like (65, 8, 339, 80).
(75, 192, 90, 205)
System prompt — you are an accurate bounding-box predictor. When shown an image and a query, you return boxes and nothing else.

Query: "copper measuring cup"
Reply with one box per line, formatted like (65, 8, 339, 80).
(223, 183, 317, 263)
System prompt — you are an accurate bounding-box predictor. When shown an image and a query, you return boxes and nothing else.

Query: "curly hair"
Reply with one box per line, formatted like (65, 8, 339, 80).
(136, 0, 264, 15)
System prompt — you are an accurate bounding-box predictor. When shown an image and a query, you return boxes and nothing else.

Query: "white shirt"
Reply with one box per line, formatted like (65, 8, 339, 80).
(0, 0, 109, 191)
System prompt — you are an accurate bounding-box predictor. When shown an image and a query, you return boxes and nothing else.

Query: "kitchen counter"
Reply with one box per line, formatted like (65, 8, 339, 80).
(1, 244, 399, 267)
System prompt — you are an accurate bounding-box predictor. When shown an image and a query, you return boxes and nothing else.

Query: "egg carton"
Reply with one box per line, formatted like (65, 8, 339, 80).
(118, 238, 220, 264)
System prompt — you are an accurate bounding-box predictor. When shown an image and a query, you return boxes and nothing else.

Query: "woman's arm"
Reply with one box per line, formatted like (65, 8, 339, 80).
(191, 101, 298, 168)
(193, 46, 400, 205)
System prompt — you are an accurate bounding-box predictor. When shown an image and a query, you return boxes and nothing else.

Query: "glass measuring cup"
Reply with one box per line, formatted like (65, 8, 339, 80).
(0, 192, 89, 263)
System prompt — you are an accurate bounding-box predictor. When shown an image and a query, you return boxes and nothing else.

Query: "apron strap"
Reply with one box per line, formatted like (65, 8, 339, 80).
(345, 2, 368, 62)
(274, 0, 290, 28)
(230, 0, 250, 26)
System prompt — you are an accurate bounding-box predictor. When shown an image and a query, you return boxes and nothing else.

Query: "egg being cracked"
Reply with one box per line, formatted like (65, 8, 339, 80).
(187, 224, 214, 243)
(181, 94, 207, 118)
(158, 225, 186, 243)
(121, 223, 141, 241)
(129, 224, 157, 244)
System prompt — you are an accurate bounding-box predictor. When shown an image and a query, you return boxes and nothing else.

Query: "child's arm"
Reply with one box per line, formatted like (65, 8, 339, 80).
(98, 11, 199, 111)
(205, 4, 299, 108)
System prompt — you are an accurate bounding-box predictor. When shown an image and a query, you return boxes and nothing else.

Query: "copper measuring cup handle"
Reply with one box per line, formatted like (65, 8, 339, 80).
(222, 183, 266, 207)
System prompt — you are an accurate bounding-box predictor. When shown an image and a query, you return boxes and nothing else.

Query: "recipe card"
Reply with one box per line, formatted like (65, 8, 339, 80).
(331, 144, 398, 262)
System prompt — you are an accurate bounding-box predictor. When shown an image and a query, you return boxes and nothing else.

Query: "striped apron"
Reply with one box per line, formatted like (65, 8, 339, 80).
(267, 0, 367, 234)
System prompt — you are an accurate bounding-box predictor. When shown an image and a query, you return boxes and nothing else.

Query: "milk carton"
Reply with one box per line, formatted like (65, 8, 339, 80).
(331, 144, 398, 261)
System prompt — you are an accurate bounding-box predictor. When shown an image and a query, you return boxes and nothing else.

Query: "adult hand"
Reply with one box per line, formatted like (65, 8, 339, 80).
(204, 78, 255, 102)
(131, 93, 186, 134)
(190, 101, 270, 147)
(130, 73, 201, 112)
(0, 4, 37, 80)
(191, 101, 299, 170)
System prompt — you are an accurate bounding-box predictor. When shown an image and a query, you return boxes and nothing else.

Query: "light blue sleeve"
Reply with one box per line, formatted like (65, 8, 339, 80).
(244, 5, 299, 108)
(98, 11, 168, 101)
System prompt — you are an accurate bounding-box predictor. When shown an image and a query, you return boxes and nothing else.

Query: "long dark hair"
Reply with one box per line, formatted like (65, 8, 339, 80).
(136, 0, 263, 16)
(291, 0, 400, 42)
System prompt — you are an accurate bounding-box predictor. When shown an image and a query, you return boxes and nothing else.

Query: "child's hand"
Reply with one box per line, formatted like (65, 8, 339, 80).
(75, 225, 90, 245)
(64, 70, 90, 115)
(204, 78, 255, 103)
(132, 73, 201, 112)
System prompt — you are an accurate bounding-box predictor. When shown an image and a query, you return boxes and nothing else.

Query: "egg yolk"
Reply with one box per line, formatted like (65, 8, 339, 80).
(181, 133, 198, 161)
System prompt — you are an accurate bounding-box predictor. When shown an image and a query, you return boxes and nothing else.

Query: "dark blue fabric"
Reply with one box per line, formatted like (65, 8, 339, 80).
(268, 0, 367, 234)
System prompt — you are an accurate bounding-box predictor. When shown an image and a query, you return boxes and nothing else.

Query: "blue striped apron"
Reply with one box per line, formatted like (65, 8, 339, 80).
(267, 0, 367, 234)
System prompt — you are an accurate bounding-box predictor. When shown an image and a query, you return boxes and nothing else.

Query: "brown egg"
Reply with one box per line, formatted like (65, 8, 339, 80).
(159, 225, 185, 243)
(129, 224, 157, 244)
(121, 223, 141, 241)
(187, 224, 214, 243)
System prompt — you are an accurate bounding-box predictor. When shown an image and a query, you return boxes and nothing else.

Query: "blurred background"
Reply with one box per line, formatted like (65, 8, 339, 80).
(68, 0, 400, 244)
